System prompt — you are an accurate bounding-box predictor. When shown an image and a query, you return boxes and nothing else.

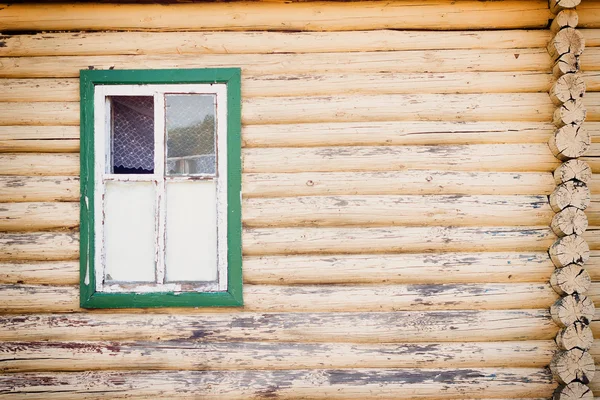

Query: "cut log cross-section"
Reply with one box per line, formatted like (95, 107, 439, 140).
(550, 349, 595, 384)
(554, 53, 580, 78)
(550, 294, 595, 327)
(550, 181, 591, 212)
(553, 99, 587, 127)
(549, 125, 591, 161)
(550, 264, 591, 295)
(554, 382, 594, 400)
(551, 207, 589, 237)
(550, 0, 582, 14)
(549, 235, 591, 268)
(550, 74, 586, 105)
(548, 28, 586, 61)
(554, 159, 592, 185)
(551, 10, 579, 33)
(555, 322, 594, 351)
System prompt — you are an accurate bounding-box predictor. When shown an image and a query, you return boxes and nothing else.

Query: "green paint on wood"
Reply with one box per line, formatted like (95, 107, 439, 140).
(79, 68, 243, 309)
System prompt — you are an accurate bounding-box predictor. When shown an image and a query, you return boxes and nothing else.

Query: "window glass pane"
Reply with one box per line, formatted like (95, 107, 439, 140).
(110, 96, 154, 174)
(165, 94, 216, 176)
(165, 181, 218, 282)
(104, 181, 156, 282)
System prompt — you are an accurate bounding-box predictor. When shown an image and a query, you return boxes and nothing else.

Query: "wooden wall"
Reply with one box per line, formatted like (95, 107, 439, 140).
(582, 2, 600, 395)
(0, 0, 599, 398)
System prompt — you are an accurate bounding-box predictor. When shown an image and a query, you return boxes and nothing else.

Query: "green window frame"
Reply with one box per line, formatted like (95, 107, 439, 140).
(79, 68, 242, 309)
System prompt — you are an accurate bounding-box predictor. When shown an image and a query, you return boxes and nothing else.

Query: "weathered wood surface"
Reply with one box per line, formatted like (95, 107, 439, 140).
(549, 125, 591, 161)
(243, 195, 554, 228)
(553, 99, 588, 127)
(243, 171, 557, 198)
(551, 294, 596, 327)
(0, 73, 558, 102)
(550, 181, 591, 212)
(0, 139, 79, 153)
(0, 173, 552, 203)
(0, 1, 551, 32)
(551, 10, 579, 33)
(550, 0, 581, 14)
(0, 232, 79, 261)
(242, 121, 556, 147)
(244, 94, 555, 124)
(0, 368, 555, 399)
(550, 73, 586, 105)
(554, 382, 594, 400)
(0, 176, 79, 202)
(243, 252, 556, 285)
(551, 264, 592, 295)
(0, 310, 558, 342)
(0, 261, 79, 285)
(0, 195, 570, 231)
(0, 202, 79, 231)
(0, 50, 556, 78)
(579, 2, 600, 28)
(0, 253, 554, 286)
(0, 340, 557, 372)
(584, 227, 600, 250)
(0, 154, 79, 176)
(549, 235, 591, 267)
(0, 283, 560, 314)
(556, 322, 594, 350)
(556, 160, 593, 185)
(555, 53, 580, 78)
(551, 349, 596, 385)
(242, 226, 557, 256)
(0, 94, 556, 126)
(0, 146, 565, 176)
(548, 27, 586, 61)
(243, 144, 562, 173)
(0, 30, 555, 56)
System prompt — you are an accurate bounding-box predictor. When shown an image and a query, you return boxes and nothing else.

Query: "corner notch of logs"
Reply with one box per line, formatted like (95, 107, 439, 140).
(547, 1, 596, 399)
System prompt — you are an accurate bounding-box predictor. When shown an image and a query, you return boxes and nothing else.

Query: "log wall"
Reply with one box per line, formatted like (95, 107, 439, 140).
(1, 1, 599, 399)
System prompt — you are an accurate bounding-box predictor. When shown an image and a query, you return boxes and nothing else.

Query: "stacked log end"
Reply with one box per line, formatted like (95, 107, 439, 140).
(547, 2, 595, 399)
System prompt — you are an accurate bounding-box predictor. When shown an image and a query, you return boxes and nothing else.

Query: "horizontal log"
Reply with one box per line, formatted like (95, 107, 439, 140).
(0, 30, 554, 57)
(0, 102, 78, 126)
(0, 310, 558, 342)
(1, 195, 557, 231)
(243, 171, 557, 198)
(0, 232, 79, 261)
(242, 94, 555, 124)
(0, 176, 79, 202)
(0, 94, 556, 126)
(0, 125, 79, 140)
(0, 154, 79, 176)
(0, 73, 557, 103)
(588, 251, 600, 281)
(0, 283, 560, 314)
(583, 29, 600, 47)
(0, 1, 551, 32)
(0, 340, 556, 373)
(1, 145, 566, 176)
(0, 202, 79, 231)
(243, 252, 555, 285)
(584, 227, 600, 250)
(579, 2, 600, 28)
(243, 195, 554, 228)
(0, 139, 79, 153)
(242, 226, 557, 256)
(0, 50, 554, 78)
(0, 252, 555, 286)
(242, 121, 554, 148)
(0, 261, 79, 285)
(243, 144, 562, 173)
(0, 368, 554, 400)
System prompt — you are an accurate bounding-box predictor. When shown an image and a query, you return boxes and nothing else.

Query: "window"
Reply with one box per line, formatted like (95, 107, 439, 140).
(79, 69, 242, 308)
